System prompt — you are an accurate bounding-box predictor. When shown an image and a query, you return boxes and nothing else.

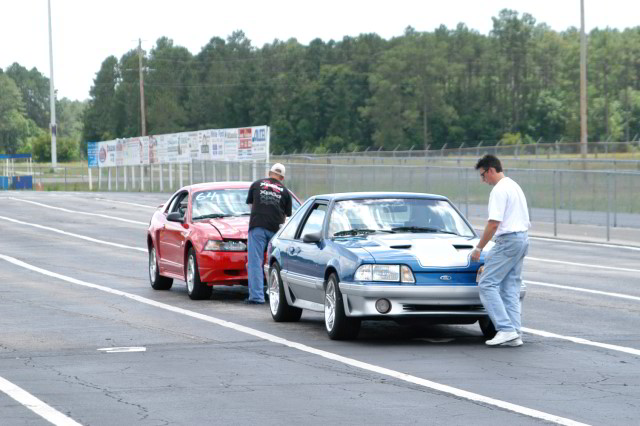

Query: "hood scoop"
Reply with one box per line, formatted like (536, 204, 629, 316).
(452, 244, 474, 250)
(390, 244, 412, 249)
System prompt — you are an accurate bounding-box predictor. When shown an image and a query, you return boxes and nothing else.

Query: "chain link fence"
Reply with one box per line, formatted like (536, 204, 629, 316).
(6, 158, 640, 243)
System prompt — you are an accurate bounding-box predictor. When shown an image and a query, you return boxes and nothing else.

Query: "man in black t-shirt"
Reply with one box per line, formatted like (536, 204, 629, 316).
(244, 163, 292, 304)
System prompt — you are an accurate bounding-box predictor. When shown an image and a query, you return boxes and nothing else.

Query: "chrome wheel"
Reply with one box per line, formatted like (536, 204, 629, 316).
(269, 268, 280, 315)
(149, 247, 157, 281)
(324, 279, 336, 332)
(186, 254, 195, 294)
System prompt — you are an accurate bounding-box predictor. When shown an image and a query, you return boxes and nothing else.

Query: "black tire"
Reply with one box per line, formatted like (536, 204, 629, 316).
(479, 317, 497, 339)
(186, 248, 212, 300)
(324, 273, 361, 340)
(268, 263, 302, 322)
(149, 245, 173, 290)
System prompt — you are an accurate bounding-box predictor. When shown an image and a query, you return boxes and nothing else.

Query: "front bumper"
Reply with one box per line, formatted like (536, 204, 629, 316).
(198, 250, 248, 284)
(339, 282, 526, 318)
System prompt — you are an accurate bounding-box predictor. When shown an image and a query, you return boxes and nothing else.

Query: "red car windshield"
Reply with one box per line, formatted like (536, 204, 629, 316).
(192, 189, 251, 220)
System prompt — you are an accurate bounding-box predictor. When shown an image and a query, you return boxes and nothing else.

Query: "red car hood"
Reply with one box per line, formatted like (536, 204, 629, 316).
(207, 216, 250, 239)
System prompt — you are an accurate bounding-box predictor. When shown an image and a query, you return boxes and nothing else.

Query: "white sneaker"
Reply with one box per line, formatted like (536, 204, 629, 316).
(500, 337, 523, 347)
(485, 330, 519, 346)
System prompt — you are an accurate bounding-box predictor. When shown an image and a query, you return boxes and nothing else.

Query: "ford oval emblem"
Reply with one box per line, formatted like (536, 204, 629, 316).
(439, 275, 452, 281)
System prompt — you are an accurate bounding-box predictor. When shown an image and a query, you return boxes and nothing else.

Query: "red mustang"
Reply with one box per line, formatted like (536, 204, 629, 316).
(147, 181, 301, 299)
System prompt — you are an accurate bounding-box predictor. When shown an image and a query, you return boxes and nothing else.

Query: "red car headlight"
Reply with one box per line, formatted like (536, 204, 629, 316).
(204, 240, 247, 251)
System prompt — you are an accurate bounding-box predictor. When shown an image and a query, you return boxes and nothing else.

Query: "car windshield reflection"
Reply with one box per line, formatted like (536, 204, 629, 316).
(328, 198, 474, 238)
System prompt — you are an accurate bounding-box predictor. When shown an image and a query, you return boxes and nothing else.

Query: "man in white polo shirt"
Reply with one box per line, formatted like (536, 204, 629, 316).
(471, 154, 530, 347)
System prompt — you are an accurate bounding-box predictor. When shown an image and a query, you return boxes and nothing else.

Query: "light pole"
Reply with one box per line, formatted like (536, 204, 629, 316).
(580, 0, 588, 158)
(138, 38, 146, 136)
(48, 0, 57, 167)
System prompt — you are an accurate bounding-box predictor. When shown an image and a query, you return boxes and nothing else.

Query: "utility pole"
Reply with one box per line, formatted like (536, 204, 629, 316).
(138, 39, 147, 136)
(580, 0, 588, 158)
(47, 0, 57, 166)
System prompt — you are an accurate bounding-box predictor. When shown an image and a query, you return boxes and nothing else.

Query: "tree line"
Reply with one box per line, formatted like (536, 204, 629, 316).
(0, 63, 85, 161)
(2, 10, 640, 161)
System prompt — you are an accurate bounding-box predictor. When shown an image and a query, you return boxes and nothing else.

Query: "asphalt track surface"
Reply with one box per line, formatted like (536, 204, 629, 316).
(0, 192, 639, 426)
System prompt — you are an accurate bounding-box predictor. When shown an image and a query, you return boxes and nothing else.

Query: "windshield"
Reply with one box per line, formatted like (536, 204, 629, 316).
(328, 198, 475, 238)
(192, 188, 302, 220)
(192, 189, 251, 219)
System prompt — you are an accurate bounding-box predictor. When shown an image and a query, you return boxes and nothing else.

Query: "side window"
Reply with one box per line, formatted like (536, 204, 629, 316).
(298, 204, 327, 239)
(280, 199, 312, 240)
(168, 192, 189, 216)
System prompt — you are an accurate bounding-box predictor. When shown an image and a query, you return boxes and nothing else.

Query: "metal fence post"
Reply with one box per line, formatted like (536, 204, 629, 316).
(108, 167, 112, 191)
(64, 167, 67, 191)
(552, 170, 557, 237)
(607, 172, 611, 241)
(465, 168, 469, 217)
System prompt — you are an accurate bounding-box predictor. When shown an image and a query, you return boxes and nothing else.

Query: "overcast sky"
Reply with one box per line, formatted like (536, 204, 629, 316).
(1, 0, 636, 101)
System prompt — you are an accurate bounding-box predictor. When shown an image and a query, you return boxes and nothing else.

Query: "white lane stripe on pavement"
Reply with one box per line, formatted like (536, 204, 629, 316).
(525, 280, 640, 302)
(522, 327, 640, 357)
(7, 198, 147, 225)
(0, 376, 82, 426)
(0, 216, 146, 253)
(0, 253, 587, 426)
(526, 256, 640, 273)
(529, 236, 640, 251)
(93, 197, 159, 209)
(3, 216, 640, 302)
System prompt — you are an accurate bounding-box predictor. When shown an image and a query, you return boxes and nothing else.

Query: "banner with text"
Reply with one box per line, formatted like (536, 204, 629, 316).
(87, 125, 269, 168)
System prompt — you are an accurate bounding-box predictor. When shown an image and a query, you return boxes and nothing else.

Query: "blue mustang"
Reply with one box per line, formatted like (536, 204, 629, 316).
(265, 192, 516, 340)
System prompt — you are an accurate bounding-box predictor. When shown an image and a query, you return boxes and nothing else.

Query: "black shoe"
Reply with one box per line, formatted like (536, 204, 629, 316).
(243, 298, 265, 305)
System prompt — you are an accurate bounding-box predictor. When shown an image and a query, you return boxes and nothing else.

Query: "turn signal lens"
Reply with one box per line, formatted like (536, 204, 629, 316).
(400, 265, 415, 283)
(476, 265, 485, 283)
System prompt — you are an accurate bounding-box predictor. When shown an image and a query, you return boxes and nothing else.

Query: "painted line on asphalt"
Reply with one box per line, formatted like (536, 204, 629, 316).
(526, 256, 640, 273)
(0, 376, 82, 426)
(3, 216, 640, 300)
(93, 197, 159, 209)
(0, 216, 146, 253)
(522, 327, 640, 357)
(7, 198, 147, 225)
(0, 254, 587, 426)
(525, 280, 640, 302)
(529, 236, 640, 251)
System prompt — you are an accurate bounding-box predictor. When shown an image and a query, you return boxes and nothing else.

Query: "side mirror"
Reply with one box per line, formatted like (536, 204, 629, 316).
(302, 231, 322, 243)
(167, 212, 184, 223)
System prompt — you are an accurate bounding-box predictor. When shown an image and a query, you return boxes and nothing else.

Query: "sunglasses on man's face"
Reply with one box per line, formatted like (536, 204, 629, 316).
(480, 169, 488, 180)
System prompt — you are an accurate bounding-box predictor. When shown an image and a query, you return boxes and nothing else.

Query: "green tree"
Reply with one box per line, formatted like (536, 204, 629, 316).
(5, 63, 51, 128)
(0, 74, 31, 154)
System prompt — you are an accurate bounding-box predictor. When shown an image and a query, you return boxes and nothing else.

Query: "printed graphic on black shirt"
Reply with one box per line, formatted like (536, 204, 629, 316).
(246, 178, 292, 232)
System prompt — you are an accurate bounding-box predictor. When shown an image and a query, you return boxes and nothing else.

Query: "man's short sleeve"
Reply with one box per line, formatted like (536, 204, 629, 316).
(283, 190, 292, 217)
(488, 187, 506, 222)
(246, 181, 256, 204)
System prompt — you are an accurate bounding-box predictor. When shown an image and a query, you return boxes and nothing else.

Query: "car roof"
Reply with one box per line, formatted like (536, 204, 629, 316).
(310, 192, 449, 202)
(183, 181, 253, 192)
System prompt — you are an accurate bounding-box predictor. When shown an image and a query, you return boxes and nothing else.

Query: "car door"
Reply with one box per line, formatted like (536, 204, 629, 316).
(286, 202, 329, 305)
(158, 191, 189, 276)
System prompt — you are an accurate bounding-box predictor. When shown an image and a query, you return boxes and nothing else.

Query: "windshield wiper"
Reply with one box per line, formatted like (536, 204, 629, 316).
(391, 226, 460, 236)
(333, 228, 395, 237)
(192, 213, 234, 220)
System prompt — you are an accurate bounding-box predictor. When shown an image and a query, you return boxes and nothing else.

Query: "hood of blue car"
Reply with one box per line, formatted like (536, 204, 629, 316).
(335, 233, 491, 268)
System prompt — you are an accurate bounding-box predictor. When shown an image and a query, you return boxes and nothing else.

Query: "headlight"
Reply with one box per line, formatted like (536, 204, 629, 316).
(204, 240, 247, 251)
(354, 264, 415, 283)
(476, 265, 484, 283)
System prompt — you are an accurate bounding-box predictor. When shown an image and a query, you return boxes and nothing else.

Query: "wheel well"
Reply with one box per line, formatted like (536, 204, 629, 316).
(147, 235, 153, 250)
(184, 241, 194, 273)
(324, 267, 337, 289)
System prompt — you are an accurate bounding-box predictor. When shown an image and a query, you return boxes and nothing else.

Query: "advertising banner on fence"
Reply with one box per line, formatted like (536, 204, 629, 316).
(87, 125, 269, 168)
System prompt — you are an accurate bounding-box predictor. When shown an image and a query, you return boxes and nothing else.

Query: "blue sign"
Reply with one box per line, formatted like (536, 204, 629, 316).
(87, 142, 99, 168)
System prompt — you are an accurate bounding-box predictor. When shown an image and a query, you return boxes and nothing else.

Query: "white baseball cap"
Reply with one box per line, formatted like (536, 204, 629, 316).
(270, 163, 286, 177)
